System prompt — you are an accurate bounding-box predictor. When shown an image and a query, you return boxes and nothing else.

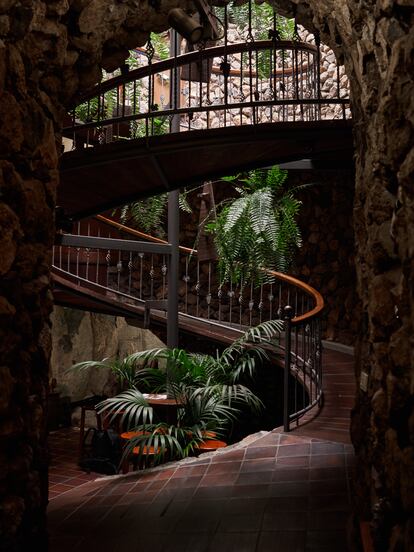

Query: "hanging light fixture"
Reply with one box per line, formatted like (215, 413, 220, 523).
(167, 8, 203, 44)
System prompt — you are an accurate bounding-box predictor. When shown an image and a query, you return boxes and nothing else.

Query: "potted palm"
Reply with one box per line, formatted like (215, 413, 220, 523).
(71, 319, 282, 467)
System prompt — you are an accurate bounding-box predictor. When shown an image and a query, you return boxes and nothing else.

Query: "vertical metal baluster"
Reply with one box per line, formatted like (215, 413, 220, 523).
(128, 252, 133, 294)
(281, 50, 286, 121)
(259, 283, 264, 324)
(161, 255, 167, 300)
(188, 61, 192, 131)
(295, 291, 298, 319)
(249, 282, 254, 327)
(302, 323, 306, 410)
(283, 306, 293, 432)
(139, 252, 144, 299)
(207, 261, 212, 320)
(184, 255, 189, 314)
(240, 51, 244, 124)
(85, 222, 90, 281)
(95, 246, 100, 284)
(52, 244, 55, 267)
(315, 32, 321, 120)
(149, 254, 154, 299)
(269, 284, 274, 321)
(229, 278, 233, 325)
(218, 286, 223, 322)
(67, 244, 70, 272)
(59, 245, 62, 269)
(294, 322, 298, 425)
(76, 246, 80, 277)
(308, 323, 312, 403)
(133, 80, 137, 122)
(196, 260, 200, 318)
(300, 49, 304, 120)
(116, 85, 120, 138)
(278, 282, 282, 318)
(239, 287, 243, 329)
(106, 249, 111, 288)
(117, 250, 122, 291)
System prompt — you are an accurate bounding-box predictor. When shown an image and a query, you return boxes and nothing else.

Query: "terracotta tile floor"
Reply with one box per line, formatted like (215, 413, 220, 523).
(48, 348, 356, 551)
(49, 427, 105, 499)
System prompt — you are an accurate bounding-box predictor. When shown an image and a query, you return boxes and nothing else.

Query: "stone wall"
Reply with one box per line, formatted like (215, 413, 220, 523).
(50, 306, 165, 403)
(0, 1, 201, 549)
(292, 169, 358, 345)
(270, 0, 414, 549)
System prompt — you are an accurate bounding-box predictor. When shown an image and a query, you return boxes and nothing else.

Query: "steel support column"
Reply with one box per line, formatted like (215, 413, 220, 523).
(167, 30, 181, 348)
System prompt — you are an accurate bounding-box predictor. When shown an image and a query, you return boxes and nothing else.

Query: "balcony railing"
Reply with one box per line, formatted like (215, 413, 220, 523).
(52, 215, 323, 431)
(64, 37, 350, 146)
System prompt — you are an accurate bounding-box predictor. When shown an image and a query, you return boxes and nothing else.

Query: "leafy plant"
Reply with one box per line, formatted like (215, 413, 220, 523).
(206, 166, 303, 288)
(71, 319, 283, 466)
(115, 187, 192, 238)
(224, 3, 295, 78)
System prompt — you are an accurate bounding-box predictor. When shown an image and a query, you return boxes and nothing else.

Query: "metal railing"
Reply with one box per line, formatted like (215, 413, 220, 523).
(63, 38, 350, 146)
(52, 215, 323, 431)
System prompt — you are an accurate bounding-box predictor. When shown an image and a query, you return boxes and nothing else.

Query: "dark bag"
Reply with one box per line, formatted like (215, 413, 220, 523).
(79, 428, 122, 475)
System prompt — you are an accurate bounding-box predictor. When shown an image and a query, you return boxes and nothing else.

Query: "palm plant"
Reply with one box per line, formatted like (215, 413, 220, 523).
(71, 319, 283, 466)
(207, 166, 303, 289)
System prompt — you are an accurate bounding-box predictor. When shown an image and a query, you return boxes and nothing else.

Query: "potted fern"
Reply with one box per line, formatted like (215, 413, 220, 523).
(206, 165, 304, 289)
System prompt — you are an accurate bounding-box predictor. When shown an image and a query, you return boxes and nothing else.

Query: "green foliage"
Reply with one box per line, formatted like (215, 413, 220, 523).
(225, 3, 295, 78)
(208, 166, 302, 288)
(115, 187, 192, 238)
(71, 319, 283, 466)
(118, 194, 168, 237)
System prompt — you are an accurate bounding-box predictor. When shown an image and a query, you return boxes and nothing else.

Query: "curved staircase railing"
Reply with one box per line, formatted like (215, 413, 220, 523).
(52, 215, 324, 431)
(63, 38, 350, 147)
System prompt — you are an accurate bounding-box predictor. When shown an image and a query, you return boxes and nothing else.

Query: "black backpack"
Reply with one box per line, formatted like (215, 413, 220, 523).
(79, 428, 122, 475)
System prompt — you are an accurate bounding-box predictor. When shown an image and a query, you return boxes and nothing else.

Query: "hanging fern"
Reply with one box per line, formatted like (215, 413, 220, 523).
(208, 166, 303, 288)
(115, 188, 193, 238)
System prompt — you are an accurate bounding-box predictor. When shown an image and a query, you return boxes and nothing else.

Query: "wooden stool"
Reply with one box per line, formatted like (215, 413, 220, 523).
(120, 431, 165, 473)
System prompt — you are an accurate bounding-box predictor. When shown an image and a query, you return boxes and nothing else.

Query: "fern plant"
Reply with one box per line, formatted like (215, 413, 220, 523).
(116, 189, 192, 238)
(207, 166, 303, 288)
(225, 3, 295, 79)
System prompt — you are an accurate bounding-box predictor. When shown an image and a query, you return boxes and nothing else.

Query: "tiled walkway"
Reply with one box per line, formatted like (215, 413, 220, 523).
(49, 427, 104, 499)
(48, 348, 355, 552)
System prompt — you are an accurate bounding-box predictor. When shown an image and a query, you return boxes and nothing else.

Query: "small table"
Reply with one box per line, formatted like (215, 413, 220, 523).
(142, 393, 184, 425)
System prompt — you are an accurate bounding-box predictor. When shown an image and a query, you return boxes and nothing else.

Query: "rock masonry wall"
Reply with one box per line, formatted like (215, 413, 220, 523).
(0, 0, 197, 548)
(270, 0, 414, 548)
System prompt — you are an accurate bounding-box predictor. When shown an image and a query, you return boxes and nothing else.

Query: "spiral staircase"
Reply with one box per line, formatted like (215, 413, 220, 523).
(54, 11, 353, 431)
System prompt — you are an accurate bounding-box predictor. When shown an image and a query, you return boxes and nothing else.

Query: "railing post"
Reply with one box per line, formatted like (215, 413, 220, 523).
(283, 305, 294, 432)
(167, 30, 181, 349)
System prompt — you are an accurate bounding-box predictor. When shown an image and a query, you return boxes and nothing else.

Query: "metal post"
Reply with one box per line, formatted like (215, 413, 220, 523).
(167, 30, 181, 349)
(283, 305, 294, 432)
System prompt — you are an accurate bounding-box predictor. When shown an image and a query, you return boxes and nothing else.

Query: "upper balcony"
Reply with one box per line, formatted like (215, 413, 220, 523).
(58, 3, 353, 220)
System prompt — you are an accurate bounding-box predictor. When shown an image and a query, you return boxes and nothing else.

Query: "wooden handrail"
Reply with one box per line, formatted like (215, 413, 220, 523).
(72, 40, 317, 106)
(93, 215, 324, 324)
(95, 215, 195, 255)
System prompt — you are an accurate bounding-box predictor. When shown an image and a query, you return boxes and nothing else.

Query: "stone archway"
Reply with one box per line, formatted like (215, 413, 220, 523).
(1, 1, 413, 549)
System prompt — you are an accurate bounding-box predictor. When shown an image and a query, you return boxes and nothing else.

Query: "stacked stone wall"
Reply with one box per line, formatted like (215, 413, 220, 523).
(0, 0, 199, 548)
(270, 0, 414, 548)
